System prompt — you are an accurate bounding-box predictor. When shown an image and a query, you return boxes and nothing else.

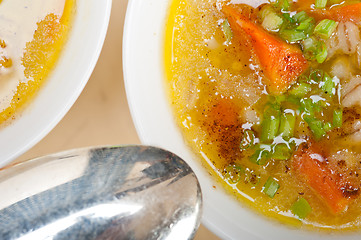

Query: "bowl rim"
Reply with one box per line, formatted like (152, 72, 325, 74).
(0, 0, 112, 167)
(123, 0, 361, 239)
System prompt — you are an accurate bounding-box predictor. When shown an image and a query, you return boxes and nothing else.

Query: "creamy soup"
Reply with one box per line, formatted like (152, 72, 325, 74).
(0, 0, 74, 126)
(165, 0, 361, 231)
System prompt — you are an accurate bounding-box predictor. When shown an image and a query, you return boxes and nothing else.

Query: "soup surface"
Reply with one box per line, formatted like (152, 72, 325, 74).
(165, 0, 361, 231)
(0, 0, 74, 126)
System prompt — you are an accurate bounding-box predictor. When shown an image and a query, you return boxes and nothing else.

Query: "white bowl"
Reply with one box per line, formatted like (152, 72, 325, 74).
(123, 1, 359, 239)
(0, 0, 112, 167)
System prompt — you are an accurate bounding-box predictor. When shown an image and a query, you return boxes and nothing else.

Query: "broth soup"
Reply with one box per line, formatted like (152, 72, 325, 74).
(0, 0, 74, 126)
(165, 0, 361, 230)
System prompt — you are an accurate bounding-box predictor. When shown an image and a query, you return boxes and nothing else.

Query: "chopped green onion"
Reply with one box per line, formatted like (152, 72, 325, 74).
(240, 130, 255, 150)
(323, 122, 332, 132)
(261, 115, 281, 142)
(262, 11, 284, 32)
(321, 73, 334, 95)
(289, 83, 312, 97)
(301, 98, 321, 115)
(275, 95, 286, 103)
(259, 5, 273, 20)
(280, 29, 307, 42)
(262, 177, 280, 198)
(261, 104, 281, 142)
(333, 108, 343, 128)
(314, 19, 338, 39)
(302, 36, 317, 52)
(225, 165, 244, 184)
(222, 19, 233, 44)
(287, 95, 302, 106)
(282, 13, 295, 24)
(309, 69, 324, 82)
(301, 99, 315, 114)
(291, 198, 312, 220)
(279, 112, 296, 138)
(315, 41, 328, 63)
(293, 11, 309, 23)
(272, 143, 293, 160)
(303, 39, 328, 63)
(304, 116, 326, 140)
(246, 172, 261, 187)
(274, 0, 290, 11)
(315, 0, 327, 9)
(250, 148, 270, 165)
(296, 18, 314, 33)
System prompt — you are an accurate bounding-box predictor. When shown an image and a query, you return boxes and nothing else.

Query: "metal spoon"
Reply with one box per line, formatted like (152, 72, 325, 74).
(0, 145, 202, 240)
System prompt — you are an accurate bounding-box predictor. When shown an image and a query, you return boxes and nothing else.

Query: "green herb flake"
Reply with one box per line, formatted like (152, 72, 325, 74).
(262, 11, 283, 32)
(333, 108, 343, 128)
(222, 19, 233, 44)
(250, 148, 270, 165)
(314, 19, 338, 39)
(225, 165, 245, 184)
(262, 177, 280, 198)
(272, 143, 293, 160)
(240, 130, 255, 150)
(315, 0, 327, 9)
(291, 197, 312, 220)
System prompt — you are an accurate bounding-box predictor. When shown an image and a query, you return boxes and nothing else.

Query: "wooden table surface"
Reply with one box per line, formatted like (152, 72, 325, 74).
(16, 0, 222, 239)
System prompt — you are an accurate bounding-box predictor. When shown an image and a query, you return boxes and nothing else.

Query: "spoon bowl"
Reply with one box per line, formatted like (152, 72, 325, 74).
(0, 145, 202, 240)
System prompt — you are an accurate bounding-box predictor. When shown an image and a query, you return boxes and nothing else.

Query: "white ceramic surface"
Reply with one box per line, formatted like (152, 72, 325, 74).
(123, 0, 359, 239)
(0, 0, 112, 167)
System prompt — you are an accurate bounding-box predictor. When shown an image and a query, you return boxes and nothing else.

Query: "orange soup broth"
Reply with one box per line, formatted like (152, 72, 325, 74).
(165, 0, 361, 231)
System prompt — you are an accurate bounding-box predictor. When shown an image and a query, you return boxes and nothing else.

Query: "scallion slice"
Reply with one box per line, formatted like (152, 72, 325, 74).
(240, 129, 255, 150)
(262, 177, 280, 198)
(272, 143, 293, 160)
(225, 165, 244, 184)
(302, 36, 317, 52)
(314, 19, 338, 39)
(309, 69, 324, 82)
(262, 11, 283, 32)
(296, 18, 314, 33)
(293, 11, 309, 23)
(222, 19, 233, 44)
(283, 13, 295, 24)
(321, 73, 334, 95)
(291, 198, 312, 220)
(333, 108, 343, 128)
(274, 0, 290, 11)
(301, 98, 321, 115)
(261, 115, 281, 142)
(315, 41, 328, 63)
(315, 0, 327, 9)
(280, 29, 307, 42)
(289, 83, 312, 97)
(250, 148, 270, 165)
(323, 122, 332, 132)
(279, 112, 296, 138)
(304, 116, 326, 140)
(261, 104, 281, 142)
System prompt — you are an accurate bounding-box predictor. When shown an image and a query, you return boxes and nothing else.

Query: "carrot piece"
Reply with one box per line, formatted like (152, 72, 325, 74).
(209, 98, 239, 126)
(292, 144, 350, 214)
(305, 3, 361, 24)
(292, 0, 314, 11)
(222, 5, 308, 94)
(327, 3, 361, 24)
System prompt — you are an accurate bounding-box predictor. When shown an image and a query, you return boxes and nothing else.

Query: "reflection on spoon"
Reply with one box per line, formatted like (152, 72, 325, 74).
(0, 145, 203, 240)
